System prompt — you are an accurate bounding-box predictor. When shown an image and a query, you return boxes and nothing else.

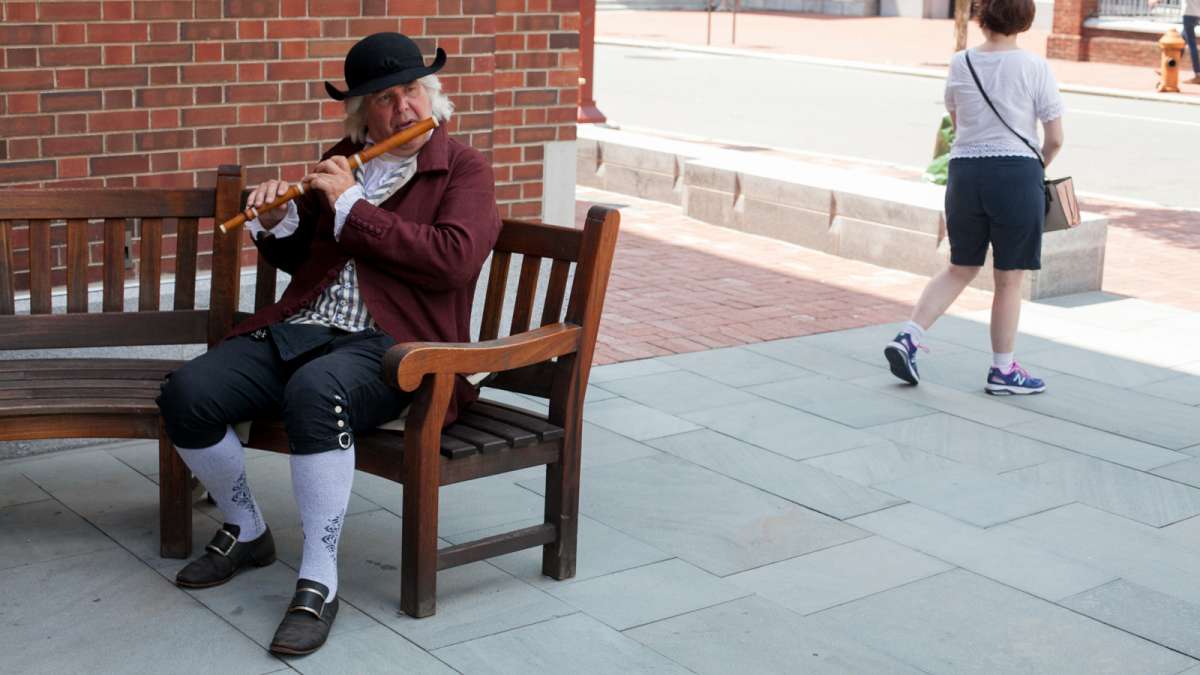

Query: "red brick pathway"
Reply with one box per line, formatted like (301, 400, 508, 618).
(577, 187, 1200, 366)
(577, 187, 994, 365)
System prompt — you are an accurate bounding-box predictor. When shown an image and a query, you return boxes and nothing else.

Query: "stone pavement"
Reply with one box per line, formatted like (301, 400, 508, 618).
(597, 11, 1200, 99)
(5, 284, 1200, 673)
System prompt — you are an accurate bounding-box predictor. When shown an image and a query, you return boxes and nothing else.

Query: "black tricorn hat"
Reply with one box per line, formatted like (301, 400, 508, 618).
(324, 32, 447, 101)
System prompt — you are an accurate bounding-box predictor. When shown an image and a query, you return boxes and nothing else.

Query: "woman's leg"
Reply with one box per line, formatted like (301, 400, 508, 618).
(1184, 16, 1200, 77)
(990, 268, 1025, 355)
(912, 264, 983, 330)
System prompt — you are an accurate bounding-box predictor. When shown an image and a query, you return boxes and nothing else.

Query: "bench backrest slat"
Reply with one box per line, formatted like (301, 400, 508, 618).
(66, 219, 89, 313)
(540, 259, 570, 327)
(0, 165, 246, 351)
(174, 218, 199, 310)
(139, 218, 164, 311)
(479, 250, 511, 342)
(508, 254, 541, 336)
(102, 218, 126, 313)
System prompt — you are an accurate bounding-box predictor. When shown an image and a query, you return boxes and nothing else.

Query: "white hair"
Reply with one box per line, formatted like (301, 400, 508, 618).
(342, 74, 455, 143)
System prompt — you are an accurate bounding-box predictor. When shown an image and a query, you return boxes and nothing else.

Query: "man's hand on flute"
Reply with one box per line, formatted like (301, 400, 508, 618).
(246, 179, 294, 230)
(305, 156, 357, 210)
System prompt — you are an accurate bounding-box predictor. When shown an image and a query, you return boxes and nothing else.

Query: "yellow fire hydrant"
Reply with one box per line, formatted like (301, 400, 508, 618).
(1158, 29, 1187, 93)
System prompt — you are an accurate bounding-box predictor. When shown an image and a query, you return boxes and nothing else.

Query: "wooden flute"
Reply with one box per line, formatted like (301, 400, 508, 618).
(219, 116, 438, 233)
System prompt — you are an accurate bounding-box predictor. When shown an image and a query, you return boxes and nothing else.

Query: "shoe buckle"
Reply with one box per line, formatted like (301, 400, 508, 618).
(205, 528, 238, 558)
(289, 586, 328, 620)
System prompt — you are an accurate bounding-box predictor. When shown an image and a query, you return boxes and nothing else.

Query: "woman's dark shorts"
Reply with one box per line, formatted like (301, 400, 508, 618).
(945, 156, 1045, 271)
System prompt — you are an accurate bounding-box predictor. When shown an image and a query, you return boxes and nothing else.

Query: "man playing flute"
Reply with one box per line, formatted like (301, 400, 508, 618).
(157, 32, 501, 655)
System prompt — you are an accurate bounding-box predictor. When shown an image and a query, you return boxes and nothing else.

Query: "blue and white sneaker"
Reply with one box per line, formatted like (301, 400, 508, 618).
(884, 332, 925, 385)
(985, 361, 1046, 395)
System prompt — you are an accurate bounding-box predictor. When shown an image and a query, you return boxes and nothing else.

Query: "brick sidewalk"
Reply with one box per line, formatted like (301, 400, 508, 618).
(578, 186, 1200, 366)
(576, 186, 995, 365)
(598, 12, 1200, 98)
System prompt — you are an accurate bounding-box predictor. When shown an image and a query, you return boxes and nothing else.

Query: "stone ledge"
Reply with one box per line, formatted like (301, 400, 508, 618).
(579, 125, 1108, 300)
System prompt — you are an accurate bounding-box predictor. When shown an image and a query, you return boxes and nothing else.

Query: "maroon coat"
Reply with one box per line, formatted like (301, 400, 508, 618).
(232, 125, 502, 425)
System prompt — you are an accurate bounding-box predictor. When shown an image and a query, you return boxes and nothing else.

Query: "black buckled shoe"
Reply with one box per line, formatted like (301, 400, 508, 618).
(175, 524, 276, 589)
(269, 579, 340, 656)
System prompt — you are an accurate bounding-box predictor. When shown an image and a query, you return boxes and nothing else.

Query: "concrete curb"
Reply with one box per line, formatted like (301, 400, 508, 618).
(597, 37, 1200, 106)
(578, 124, 1109, 300)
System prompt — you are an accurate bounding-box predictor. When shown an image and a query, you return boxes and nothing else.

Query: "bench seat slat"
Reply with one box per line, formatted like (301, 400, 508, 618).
(469, 400, 564, 442)
(442, 423, 508, 454)
(455, 412, 538, 448)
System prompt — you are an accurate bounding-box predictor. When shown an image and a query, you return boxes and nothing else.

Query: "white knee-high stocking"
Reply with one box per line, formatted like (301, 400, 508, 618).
(290, 445, 355, 600)
(175, 425, 266, 542)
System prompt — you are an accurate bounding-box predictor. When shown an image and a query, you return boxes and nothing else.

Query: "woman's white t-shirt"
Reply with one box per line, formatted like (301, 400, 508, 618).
(944, 47, 1063, 160)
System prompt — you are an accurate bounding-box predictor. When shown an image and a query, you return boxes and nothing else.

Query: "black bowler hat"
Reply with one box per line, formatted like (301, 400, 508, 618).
(324, 32, 447, 101)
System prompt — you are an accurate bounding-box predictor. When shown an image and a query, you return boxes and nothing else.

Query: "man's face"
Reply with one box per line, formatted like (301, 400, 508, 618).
(364, 80, 434, 156)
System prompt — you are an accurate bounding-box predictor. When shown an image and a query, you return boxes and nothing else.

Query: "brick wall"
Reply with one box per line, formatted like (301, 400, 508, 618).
(1047, 0, 1167, 66)
(0, 0, 579, 290)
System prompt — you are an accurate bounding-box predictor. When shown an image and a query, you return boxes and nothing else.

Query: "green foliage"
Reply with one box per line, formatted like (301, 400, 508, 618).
(923, 114, 955, 186)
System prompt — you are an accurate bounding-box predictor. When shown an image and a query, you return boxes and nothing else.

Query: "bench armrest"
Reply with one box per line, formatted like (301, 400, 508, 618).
(383, 322, 582, 392)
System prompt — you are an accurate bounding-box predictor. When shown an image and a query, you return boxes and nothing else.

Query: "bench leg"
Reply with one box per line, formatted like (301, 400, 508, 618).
(542, 431, 580, 581)
(159, 422, 193, 559)
(401, 465, 439, 618)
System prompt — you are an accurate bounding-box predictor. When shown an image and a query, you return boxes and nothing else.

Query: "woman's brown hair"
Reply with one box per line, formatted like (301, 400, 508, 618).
(974, 0, 1036, 35)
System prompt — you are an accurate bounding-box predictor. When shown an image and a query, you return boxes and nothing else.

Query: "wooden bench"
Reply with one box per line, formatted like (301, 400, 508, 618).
(0, 165, 619, 618)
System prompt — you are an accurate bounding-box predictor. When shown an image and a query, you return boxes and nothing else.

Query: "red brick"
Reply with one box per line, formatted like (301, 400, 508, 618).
(7, 93, 37, 114)
(362, 0, 387, 14)
(135, 44, 192, 63)
(151, 22, 181, 41)
(59, 114, 88, 133)
(239, 105, 266, 124)
(39, 46, 101, 67)
(57, 69, 87, 88)
(105, 45, 134, 64)
(512, 89, 557, 106)
(38, 2, 102, 20)
(150, 66, 179, 85)
(40, 91, 101, 113)
(515, 14, 557, 30)
(224, 42, 279, 61)
(225, 0, 279, 16)
(267, 19, 321, 38)
(549, 32, 578, 50)
(280, 123, 307, 142)
(136, 129, 193, 151)
(151, 108, 179, 128)
(266, 101, 319, 122)
(462, 0, 494, 12)
(90, 153, 149, 176)
(89, 110, 148, 132)
(267, 60, 321, 80)
(238, 145, 265, 167)
(133, 0, 193, 19)
(181, 63, 237, 83)
(196, 86, 222, 104)
(88, 67, 148, 88)
(226, 83, 279, 103)
(308, 39, 355, 57)
(106, 132, 134, 153)
(239, 20, 266, 39)
(195, 128, 222, 147)
(279, 82, 306, 100)
(6, 49, 36, 68)
(195, 43, 222, 62)
(136, 87, 192, 108)
(7, 138, 38, 160)
(426, 17, 473, 34)
(310, 0, 357, 14)
(180, 148, 236, 170)
(150, 152, 180, 172)
(0, 24, 54, 44)
(321, 19, 348, 38)
(513, 126, 555, 143)
(88, 22, 148, 42)
(281, 41, 307, 59)
(347, 18, 401, 35)
(226, 125, 278, 145)
(181, 21, 238, 41)
(104, 1, 133, 19)
(0, 115, 53, 137)
(57, 156, 90, 179)
(182, 106, 237, 127)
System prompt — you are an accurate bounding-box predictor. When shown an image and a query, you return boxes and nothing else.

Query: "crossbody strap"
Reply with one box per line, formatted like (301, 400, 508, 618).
(963, 50, 1045, 170)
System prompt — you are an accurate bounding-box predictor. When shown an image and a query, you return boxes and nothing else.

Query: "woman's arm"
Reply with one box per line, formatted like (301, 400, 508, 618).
(1041, 117, 1064, 168)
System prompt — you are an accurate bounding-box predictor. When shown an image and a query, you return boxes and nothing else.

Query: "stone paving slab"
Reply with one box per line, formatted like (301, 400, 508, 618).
(1063, 579, 1200, 660)
(875, 465, 1071, 528)
(806, 569, 1198, 674)
(869, 413, 1073, 472)
(680, 399, 882, 460)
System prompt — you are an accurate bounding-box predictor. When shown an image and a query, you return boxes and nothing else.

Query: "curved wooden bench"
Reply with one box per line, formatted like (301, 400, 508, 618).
(0, 167, 620, 620)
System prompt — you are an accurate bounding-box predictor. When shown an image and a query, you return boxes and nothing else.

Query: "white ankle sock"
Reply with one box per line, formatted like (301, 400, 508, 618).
(291, 445, 355, 601)
(993, 352, 1015, 372)
(175, 426, 265, 542)
(902, 320, 927, 345)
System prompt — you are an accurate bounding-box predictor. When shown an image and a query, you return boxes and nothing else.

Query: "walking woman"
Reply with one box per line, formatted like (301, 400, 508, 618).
(884, 0, 1063, 394)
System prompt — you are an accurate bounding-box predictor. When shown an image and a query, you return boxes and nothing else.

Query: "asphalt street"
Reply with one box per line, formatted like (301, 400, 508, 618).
(594, 44, 1200, 210)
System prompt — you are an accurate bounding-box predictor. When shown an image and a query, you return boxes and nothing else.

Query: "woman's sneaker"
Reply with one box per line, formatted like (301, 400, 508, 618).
(884, 332, 924, 385)
(985, 362, 1045, 395)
